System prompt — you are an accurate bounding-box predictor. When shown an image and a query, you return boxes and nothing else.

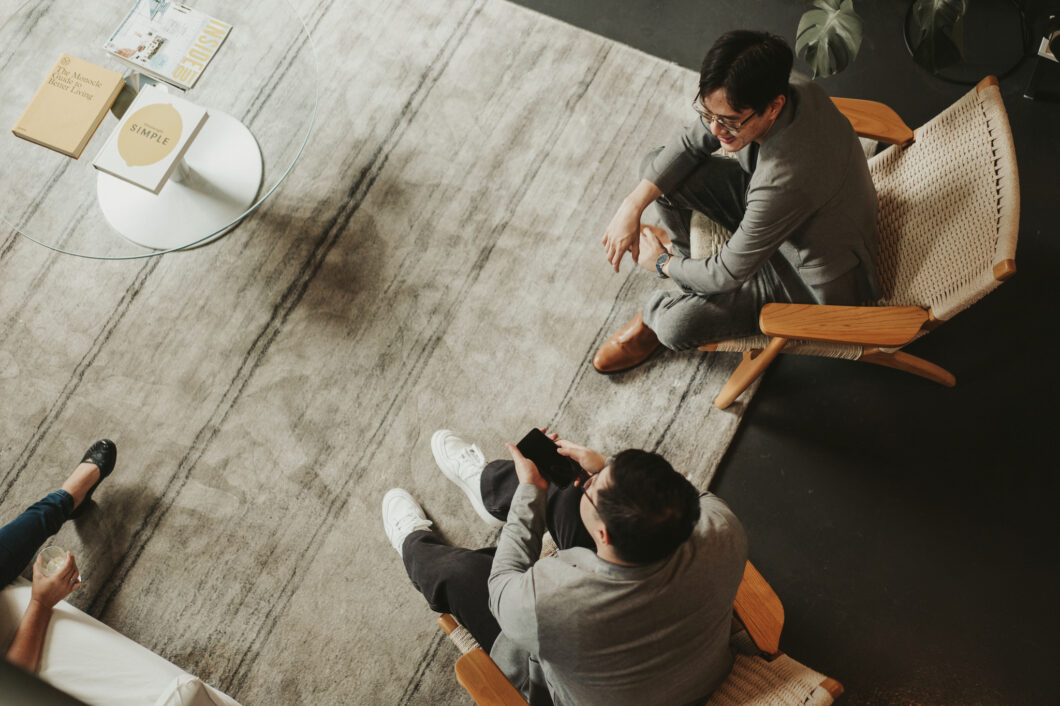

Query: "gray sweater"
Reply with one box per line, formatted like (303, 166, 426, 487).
(488, 484, 747, 706)
(645, 74, 880, 305)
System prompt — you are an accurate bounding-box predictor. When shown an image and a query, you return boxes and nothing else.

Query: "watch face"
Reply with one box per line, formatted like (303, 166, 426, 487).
(656, 251, 670, 278)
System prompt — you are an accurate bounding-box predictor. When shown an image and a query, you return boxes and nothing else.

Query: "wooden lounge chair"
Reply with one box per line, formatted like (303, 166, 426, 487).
(694, 77, 1019, 409)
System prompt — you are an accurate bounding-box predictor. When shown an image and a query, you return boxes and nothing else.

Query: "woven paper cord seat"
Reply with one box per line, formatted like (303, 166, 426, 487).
(710, 639, 836, 706)
(692, 78, 1019, 408)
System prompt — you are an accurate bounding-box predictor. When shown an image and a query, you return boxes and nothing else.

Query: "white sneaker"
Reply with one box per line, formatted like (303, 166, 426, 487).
(431, 430, 503, 528)
(381, 488, 433, 556)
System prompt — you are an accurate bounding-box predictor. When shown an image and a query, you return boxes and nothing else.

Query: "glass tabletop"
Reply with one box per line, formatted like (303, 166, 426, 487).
(0, 0, 317, 259)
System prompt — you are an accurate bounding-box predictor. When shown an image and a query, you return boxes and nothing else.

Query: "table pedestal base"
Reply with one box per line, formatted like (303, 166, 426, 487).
(96, 108, 263, 251)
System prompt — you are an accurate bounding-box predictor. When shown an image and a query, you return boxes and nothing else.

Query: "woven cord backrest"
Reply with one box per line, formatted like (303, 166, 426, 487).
(868, 82, 1019, 320)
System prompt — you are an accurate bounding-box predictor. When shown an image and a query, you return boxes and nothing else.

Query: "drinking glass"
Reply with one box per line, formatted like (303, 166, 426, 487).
(38, 545, 83, 584)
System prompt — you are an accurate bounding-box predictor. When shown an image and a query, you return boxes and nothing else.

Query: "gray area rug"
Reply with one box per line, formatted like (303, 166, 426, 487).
(0, 0, 757, 702)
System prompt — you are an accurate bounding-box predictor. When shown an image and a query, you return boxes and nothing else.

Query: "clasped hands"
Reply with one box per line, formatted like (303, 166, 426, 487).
(506, 431, 606, 491)
(601, 203, 670, 275)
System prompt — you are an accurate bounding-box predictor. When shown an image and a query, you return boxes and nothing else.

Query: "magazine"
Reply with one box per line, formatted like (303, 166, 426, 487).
(104, 0, 232, 91)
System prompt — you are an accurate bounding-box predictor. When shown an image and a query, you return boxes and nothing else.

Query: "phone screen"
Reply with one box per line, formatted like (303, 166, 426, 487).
(516, 429, 586, 488)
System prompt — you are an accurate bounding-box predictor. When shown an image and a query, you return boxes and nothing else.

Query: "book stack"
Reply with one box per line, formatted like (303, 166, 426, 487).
(11, 54, 126, 159)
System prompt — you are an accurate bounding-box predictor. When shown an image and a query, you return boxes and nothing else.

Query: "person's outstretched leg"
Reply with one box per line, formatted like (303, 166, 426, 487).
(0, 491, 73, 588)
(0, 439, 115, 588)
(403, 532, 500, 650)
(382, 489, 501, 651)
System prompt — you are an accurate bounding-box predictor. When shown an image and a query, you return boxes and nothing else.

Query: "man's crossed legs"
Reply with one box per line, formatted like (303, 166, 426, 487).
(382, 430, 592, 651)
(593, 152, 791, 373)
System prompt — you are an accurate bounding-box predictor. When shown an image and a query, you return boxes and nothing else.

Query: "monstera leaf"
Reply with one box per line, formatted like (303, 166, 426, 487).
(909, 0, 968, 73)
(796, 0, 864, 78)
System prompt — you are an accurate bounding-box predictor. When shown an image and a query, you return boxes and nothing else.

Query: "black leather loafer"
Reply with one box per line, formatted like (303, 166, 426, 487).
(70, 439, 117, 518)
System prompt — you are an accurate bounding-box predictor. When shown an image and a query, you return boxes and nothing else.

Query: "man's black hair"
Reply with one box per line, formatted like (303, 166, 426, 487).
(594, 450, 701, 564)
(697, 30, 793, 113)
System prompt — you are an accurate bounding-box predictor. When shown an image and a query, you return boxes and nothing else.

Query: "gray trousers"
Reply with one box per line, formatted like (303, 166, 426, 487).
(641, 150, 794, 350)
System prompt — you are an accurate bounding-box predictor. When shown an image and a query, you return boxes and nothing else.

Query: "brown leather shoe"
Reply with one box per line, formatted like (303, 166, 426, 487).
(593, 312, 661, 373)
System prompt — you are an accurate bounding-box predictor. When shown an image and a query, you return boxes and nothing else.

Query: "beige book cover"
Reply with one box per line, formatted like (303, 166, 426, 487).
(12, 54, 125, 159)
(92, 84, 208, 194)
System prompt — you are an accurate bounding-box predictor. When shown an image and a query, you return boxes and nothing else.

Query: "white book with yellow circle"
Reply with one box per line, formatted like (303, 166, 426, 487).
(92, 84, 208, 194)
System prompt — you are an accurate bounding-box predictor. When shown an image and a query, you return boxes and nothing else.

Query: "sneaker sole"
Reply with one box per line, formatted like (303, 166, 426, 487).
(431, 431, 504, 528)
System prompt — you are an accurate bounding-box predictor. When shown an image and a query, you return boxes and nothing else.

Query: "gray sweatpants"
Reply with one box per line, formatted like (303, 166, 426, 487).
(640, 149, 795, 351)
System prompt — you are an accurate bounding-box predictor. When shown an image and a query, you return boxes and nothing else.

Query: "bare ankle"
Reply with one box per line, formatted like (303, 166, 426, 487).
(62, 463, 101, 508)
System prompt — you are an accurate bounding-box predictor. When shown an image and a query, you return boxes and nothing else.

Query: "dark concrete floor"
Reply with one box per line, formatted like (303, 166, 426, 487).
(513, 0, 1059, 703)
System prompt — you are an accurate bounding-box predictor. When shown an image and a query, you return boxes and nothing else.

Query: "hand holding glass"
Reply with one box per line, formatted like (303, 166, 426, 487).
(38, 545, 83, 584)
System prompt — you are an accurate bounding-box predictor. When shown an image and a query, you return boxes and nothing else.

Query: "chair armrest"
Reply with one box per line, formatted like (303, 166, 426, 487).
(759, 303, 929, 346)
(733, 561, 784, 656)
(454, 650, 530, 706)
(439, 615, 529, 706)
(831, 97, 915, 147)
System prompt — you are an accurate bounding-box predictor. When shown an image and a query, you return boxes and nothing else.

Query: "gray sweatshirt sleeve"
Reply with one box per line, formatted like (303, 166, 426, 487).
(668, 180, 817, 295)
(642, 121, 722, 195)
(645, 113, 821, 296)
(487, 483, 547, 651)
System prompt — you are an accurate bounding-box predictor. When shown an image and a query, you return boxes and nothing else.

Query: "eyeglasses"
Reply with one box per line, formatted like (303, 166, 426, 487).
(581, 473, 599, 511)
(692, 99, 755, 135)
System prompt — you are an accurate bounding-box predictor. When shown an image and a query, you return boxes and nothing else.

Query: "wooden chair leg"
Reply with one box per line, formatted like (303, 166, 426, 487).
(714, 337, 788, 410)
(860, 349, 956, 387)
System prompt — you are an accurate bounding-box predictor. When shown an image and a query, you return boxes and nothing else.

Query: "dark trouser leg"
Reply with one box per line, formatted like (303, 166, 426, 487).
(640, 148, 752, 258)
(0, 490, 74, 589)
(479, 460, 593, 551)
(643, 263, 792, 350)
(402, 530, 501, 651)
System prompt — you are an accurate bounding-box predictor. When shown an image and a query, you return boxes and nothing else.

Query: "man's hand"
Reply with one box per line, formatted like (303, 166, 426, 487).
(556, 439, 607, 476)
(506, 442, 549, 491)
(31, 552, 81, 608)
(601, 202, 642, 273)
(636, 226, 669, 275)
(601, 180, 663, 273)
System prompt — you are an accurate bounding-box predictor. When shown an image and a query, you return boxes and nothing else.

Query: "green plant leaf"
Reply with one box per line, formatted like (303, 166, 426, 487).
(909, 0, 968, 73)
(796, 0, 864, 78)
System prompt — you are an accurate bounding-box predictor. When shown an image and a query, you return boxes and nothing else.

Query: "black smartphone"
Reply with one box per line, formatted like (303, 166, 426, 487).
(516, 429, 586, 488)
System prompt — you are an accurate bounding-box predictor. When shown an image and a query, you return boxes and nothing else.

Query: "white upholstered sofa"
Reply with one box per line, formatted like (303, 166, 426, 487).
(1, 578, 240, 706)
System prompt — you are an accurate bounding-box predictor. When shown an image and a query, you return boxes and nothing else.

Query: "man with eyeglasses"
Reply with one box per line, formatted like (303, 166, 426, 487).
(594, 29, 879, 373)
(382, 429, 747, 705)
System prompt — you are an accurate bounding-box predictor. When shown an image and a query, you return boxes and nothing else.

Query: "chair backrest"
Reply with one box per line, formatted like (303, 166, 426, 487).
(866, 77, 1019, 321)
